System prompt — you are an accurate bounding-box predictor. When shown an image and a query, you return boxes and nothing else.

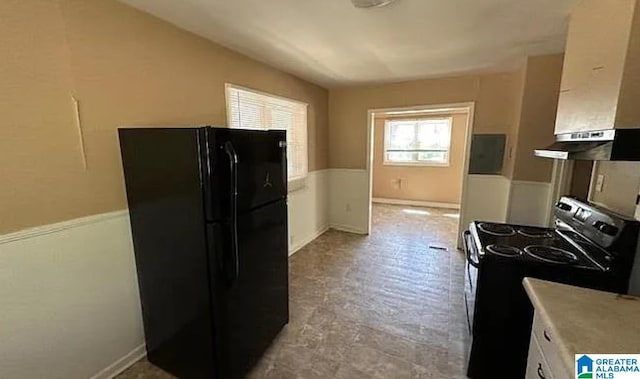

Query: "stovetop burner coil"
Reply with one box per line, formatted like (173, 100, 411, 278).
(478, 223, 516, 237)
(486, 244, 523, 258)
(524, 245, 578, 264)
(517, 227, 555, 239)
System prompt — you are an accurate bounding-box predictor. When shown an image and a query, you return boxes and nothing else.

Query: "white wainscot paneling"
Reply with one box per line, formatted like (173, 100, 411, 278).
(0, 212, 144, 379)
(507, 181, 552, 227)
(0, 169, 331, 379)
(288, 169, 330, 255)
(459, 174, 511, 234)
(328, 169, 369, 234)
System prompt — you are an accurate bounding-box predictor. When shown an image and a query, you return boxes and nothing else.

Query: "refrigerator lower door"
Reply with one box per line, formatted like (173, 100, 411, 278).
(212, 199, 289, 379)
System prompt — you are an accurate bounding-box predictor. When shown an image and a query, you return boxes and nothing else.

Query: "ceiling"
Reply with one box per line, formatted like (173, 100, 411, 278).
(119, 0, 579, 88)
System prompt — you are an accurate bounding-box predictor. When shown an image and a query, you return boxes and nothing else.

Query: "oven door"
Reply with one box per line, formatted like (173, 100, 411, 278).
(463, 230, 480, 335)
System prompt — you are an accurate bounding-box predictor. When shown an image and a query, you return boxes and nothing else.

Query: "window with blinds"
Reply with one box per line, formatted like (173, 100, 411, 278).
(383, 117, 452, 166)
(225, 84, 308, 183)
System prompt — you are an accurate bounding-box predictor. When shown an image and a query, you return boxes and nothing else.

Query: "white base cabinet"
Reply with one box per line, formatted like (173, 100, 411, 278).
(526, 312, 571, 379)
(526, 332, 554, 379)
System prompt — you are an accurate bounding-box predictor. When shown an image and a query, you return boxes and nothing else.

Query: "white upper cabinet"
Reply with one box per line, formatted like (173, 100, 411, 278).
(556, 0, 640, 134)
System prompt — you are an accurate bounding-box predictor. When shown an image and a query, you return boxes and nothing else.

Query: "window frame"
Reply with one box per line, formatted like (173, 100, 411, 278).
(382, 116, 453, 167)
(224, 83, 309, 191)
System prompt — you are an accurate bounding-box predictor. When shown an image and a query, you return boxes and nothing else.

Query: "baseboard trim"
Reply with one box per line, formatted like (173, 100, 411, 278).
(0, 210, 129, 245)
(509, 180, 551, 187)
(90, 344, 146, 379)
(329, 223, 368, 235)
(372, 197, 460, 210)
(289, 225, 330, 256)
(328, 168, 368, 174)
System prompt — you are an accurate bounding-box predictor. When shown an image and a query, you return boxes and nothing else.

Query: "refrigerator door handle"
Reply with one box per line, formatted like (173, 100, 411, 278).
(223, 141, 240, 285)
(280, 140, 287, 190)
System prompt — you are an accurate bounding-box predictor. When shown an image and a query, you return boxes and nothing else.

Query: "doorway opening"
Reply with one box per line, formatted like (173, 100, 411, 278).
(365, 103, 475, 248)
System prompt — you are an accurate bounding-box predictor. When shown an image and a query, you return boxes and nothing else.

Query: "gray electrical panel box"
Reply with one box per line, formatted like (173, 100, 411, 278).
(468, 134, 506, 175)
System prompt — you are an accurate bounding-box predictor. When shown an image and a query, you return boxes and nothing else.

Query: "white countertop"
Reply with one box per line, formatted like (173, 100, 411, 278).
(523, 277, 640, 376)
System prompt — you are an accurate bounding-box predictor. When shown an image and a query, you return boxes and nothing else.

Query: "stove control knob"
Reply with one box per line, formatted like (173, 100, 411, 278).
(593, 221, 618, 236)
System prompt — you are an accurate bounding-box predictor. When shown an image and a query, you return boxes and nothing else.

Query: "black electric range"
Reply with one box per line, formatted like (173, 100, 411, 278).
(463, 196, 640, 379)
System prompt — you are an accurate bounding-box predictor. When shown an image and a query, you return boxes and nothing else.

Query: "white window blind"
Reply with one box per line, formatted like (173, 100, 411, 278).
(383, 117, 452, 166)
(225, 84, 308, 183)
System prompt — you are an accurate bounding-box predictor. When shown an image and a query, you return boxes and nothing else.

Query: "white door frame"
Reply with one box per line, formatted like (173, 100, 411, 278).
(365, 102, 476, 243)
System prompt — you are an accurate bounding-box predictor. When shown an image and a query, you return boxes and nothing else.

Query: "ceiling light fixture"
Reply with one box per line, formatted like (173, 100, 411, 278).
(351, 0, 396, 9)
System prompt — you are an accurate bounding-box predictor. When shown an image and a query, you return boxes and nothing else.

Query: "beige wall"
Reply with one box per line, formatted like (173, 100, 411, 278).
(511, 54, 564, 182)
(328, 55, 564, 185)
(328, 71, 525, 173)
(591, 161, 640, 217)
(372, 113, 468, 204)
(570, 160, 594, 201)
(0, 0, 328, 234)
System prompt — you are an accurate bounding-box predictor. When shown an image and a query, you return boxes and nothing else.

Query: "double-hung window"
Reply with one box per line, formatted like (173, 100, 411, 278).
(225, 84, 308, 186)
(383, 117, 452, 166)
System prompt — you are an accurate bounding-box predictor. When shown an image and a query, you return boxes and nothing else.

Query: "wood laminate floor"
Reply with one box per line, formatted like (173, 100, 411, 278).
(117, 204, 468, 379)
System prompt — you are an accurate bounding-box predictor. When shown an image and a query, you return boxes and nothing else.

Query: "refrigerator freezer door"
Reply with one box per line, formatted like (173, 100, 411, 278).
(210, 199, 289, 379)
(206, 128, 287, 220)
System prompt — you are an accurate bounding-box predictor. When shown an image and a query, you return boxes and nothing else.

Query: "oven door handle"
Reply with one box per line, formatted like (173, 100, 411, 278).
(463, 230, 480, 268)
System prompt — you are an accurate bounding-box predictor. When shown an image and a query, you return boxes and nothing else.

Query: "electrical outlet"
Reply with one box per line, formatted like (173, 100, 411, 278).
(596, 174, 605, 192)
(345, 203, 352, 212)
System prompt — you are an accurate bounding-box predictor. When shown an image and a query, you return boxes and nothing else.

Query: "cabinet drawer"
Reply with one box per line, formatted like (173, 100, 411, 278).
(532, 312, 571, 379)
(526, 334, 554, 379)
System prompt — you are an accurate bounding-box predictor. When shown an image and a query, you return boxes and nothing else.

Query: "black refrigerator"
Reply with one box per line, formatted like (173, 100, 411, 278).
(119, 127, 289, 379)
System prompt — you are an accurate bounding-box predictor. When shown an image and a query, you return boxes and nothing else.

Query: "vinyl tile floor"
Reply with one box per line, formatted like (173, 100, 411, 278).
(116, 204, 468, 379)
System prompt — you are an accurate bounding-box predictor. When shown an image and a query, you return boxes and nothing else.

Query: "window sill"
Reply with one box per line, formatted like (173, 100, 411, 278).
(383, 162, 450, 168)
(288, 177, 307, 193)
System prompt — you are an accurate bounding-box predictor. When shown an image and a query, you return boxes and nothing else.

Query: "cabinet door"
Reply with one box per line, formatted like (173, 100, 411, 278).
(555, 0, 635, 134)
(555, 89, 583, 135)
